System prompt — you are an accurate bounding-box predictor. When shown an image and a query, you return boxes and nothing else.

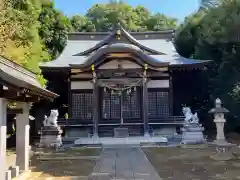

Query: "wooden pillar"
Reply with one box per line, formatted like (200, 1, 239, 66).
(169, 75, 173, 115)
(92, 65, 99, 137)
(143, 64, 149, 136)
(67, 76, 72, 118)
(0, 98, 7, 180)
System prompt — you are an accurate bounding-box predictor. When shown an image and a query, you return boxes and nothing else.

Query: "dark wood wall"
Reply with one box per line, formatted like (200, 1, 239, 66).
(172, 70, 207, 116)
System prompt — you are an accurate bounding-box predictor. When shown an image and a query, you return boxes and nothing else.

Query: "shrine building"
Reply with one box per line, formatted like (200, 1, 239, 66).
(40, 25, 210, 138)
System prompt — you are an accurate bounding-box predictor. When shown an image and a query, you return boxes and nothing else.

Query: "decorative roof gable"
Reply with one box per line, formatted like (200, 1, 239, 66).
(40, 24, 211, 69)
(72, 24, 174, 56)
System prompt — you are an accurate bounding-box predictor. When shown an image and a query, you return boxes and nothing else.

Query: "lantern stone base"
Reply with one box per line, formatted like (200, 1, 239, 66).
(209, 139, 236, 150)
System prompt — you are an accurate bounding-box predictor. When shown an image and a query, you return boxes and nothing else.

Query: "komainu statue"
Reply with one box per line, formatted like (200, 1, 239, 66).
(43, 109, 59, 127)
(40, 109, 62, 149)
(181, 107, 206, 144)
(182, 107, 199, 124)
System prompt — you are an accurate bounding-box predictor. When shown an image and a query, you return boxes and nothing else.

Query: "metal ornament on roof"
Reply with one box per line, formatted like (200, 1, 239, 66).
(116, 29, 121, 40)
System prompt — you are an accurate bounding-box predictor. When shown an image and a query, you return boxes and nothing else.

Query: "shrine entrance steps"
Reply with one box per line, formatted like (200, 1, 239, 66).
(98, 124, 144, 137)
(74, 136, 168, 146)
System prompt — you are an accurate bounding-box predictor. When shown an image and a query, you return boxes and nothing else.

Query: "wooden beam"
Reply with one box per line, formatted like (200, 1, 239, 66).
(7, 108, 23, 114)
(148, 71, 169, 77)
(107, 53, 132, 58)
(0, 90, 41, 102)
(156, 67, 168, 71)
(71, 69, 83, 73)
(0, 79, 56, 101)
(0, 90, 20, 98)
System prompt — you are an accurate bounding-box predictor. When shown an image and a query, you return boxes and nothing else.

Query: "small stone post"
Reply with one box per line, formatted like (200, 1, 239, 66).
(209, 98, 229, 145)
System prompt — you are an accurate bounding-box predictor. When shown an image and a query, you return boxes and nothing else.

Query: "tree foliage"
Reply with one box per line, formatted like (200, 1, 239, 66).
(0, 0, 178, 86)
(39, 0, 72, 59)
(175, 0, 240, 130)
(71, 1, 178, 32)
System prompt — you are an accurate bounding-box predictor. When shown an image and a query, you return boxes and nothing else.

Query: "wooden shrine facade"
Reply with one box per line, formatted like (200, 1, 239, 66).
(40, 24, 210, 137)
(69, 57, 174, 136)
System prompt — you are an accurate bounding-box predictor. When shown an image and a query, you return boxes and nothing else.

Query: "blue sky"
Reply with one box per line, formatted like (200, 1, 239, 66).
(54, 0, 200, 22)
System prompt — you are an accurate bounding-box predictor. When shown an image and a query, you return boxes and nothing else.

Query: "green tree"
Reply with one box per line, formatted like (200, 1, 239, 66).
(145, 13, 178, 31)
(0, 0, 48, 71)
(175, 0, 240, 131)
(71, 15, 95, 32)
(200, 0, 221, 9)
(85, 2, 178, 32)
(39, 0, 72, 59)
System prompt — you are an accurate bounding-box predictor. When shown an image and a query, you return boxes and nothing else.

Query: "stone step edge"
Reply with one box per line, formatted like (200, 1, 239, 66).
(37, 156, 100, 160)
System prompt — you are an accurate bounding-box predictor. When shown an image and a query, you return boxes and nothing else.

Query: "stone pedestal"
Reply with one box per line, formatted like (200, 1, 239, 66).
(181, 123, 206, 144)
(40, 126, 62, 148)
(114, 128, 129, 138)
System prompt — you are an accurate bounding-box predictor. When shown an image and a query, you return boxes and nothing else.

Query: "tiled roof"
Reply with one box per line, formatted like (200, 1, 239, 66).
(0, 56, 58, 99)
(40, 26, 209, 68)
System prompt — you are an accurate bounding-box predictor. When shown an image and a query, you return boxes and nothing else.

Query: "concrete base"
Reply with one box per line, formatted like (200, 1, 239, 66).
(208, 140, 236, 152)
(10, 166, 19, 178)
(74, 136, 168, 145)
(212, 139, 235, 146)
(144, 132, 150, 137)
(114, 128, 129, 138)
(5, 170, 11, 180)
(153, 127, 177, 136)
(65, 128, 90, 137)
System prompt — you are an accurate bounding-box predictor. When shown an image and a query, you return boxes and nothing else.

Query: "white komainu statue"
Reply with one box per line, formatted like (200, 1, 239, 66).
(43, 109, 59, 127)
(41, 109, 62, 148)
(182, 107, 199, 124)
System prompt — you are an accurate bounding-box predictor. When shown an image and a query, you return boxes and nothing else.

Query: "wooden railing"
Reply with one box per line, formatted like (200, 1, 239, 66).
(57, 118, 93, 127)
(57, 116, 185, 127)
(149, 116, 185, 125)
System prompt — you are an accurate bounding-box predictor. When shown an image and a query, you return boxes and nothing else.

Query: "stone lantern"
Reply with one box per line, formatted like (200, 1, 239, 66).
(209, 98, 229, 145)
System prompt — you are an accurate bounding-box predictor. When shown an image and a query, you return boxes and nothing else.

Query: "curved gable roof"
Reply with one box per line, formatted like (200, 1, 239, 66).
(73, 25, 172, 56)
(69, 44, 169, 70)
(40, 25, 210, 69)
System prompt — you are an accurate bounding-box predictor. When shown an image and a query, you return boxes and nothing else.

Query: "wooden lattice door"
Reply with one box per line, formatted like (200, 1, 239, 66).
(100, 87, 141, 124)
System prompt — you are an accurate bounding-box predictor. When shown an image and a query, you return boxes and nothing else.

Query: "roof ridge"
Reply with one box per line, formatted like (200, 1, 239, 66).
(68, 29, 175, 35)
(73, 31, 116, 56)
(72, 25, 171, 56)
(0, 55, 37, 79)
(119, 27, 166, 55)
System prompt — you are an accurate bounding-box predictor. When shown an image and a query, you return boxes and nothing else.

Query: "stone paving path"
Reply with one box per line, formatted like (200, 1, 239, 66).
(88, 146, 162, 180)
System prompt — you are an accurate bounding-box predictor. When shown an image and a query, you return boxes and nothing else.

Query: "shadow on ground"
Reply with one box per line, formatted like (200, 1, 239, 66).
(143, 145, 240, 180)
(30, 147, 102, 178)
